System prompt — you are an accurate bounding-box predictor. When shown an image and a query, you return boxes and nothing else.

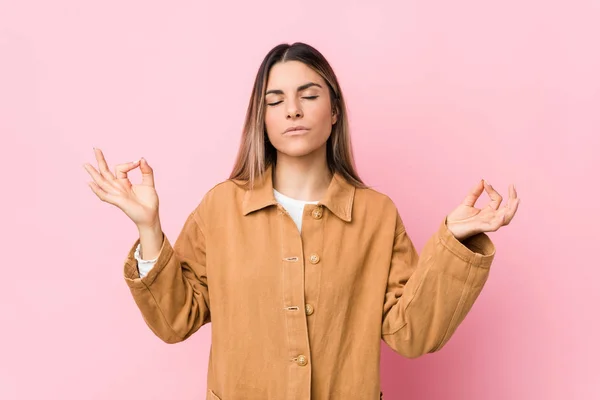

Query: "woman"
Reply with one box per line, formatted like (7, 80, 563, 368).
(84, 42, 520, 400)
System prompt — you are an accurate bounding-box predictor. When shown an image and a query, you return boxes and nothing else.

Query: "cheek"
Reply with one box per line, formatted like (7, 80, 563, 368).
(312, 101, 333, 124)
(264, 110, 280, 136)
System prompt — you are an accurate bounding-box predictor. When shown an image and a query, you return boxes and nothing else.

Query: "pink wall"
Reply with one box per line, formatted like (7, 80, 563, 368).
(1, 1, 598, 399)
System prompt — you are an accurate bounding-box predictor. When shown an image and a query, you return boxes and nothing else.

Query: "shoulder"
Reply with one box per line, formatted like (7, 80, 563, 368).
(189, 179, 245, 222)
(354, 186, 406, 234)
(355, 186, 398, 212)
(204, 178, 245, 201)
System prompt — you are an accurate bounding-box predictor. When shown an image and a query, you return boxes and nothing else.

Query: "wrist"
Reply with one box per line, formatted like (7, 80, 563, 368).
(446, 219, 471, 242)
(137, 221, 162, 236)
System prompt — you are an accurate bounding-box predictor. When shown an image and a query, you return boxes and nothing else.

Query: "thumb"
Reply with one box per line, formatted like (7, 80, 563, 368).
(139, 158, 155, 187)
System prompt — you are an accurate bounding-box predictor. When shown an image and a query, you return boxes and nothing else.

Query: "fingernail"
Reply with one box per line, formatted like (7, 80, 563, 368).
(483, 178, 489, 186)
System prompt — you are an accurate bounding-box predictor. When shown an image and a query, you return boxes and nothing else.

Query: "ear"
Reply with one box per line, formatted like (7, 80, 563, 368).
(332, 108, 338, 125)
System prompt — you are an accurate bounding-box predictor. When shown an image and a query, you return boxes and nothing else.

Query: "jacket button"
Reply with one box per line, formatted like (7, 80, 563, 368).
(312, 207, 323, 219)
(309, 254, 320, 264)
(305, 304, 314, 316)
(297, 355, 308, 366)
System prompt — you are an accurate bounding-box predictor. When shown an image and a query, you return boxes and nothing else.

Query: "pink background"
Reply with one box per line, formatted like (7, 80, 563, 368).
(1, 0, 598, 399)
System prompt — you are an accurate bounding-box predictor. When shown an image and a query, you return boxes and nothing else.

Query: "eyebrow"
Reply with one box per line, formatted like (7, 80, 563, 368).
(265, 82, 323, 95)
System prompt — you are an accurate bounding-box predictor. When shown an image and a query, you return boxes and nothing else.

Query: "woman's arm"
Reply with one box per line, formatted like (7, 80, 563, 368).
(123, 207, 211, 344)
(381, 214, 495, 358)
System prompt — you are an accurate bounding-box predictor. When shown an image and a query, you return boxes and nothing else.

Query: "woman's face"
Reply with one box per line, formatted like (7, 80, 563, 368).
(264, 61, 337, 158)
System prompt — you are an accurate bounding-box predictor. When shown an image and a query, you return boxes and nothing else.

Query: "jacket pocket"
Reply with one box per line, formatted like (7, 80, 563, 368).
(208, 390, 222, 400)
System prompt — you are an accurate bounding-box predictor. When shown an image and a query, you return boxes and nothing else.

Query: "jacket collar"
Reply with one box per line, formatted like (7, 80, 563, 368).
(241, 164, 355, 222)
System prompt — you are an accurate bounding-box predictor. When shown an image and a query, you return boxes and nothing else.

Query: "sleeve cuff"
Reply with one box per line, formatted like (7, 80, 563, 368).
(437, 217, 496, 268)
(123, 234, 172, 288)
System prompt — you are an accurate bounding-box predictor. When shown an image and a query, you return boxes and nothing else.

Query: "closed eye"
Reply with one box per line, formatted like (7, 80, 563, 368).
(267, 96, 319, 107)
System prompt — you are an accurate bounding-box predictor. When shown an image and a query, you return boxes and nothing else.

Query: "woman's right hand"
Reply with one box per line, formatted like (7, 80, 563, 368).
(84, 148, 160, 229)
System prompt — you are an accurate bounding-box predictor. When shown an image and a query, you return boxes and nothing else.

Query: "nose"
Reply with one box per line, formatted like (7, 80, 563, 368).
(286, 100, 303, 120)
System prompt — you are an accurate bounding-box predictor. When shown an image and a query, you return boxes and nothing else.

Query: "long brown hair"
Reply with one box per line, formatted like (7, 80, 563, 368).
(229, 42, 367, 189)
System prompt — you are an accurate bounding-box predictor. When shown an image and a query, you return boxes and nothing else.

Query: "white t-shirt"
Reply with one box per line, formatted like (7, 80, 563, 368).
(134, 189, 318, 278)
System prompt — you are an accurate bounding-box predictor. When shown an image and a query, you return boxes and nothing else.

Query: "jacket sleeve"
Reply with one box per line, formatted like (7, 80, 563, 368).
(381, 213, 495, 358)
(122, 206, 211, 344)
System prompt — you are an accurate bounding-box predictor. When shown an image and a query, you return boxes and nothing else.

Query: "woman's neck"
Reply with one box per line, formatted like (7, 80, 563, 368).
(272, 150, 332, 202)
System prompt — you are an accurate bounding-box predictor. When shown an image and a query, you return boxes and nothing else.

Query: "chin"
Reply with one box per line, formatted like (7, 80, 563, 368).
(275, 142, 325, 158)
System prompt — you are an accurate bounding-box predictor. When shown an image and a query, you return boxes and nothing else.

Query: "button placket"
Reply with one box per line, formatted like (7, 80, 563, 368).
(302, 204, 325, 349)
(279, 204, 311, 392)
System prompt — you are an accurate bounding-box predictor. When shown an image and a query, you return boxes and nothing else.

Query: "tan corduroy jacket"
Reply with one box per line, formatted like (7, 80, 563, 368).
(123, 166, 496, 400)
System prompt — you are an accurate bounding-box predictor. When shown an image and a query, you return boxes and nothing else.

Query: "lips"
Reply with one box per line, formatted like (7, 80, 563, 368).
(284, 126, 309, 134)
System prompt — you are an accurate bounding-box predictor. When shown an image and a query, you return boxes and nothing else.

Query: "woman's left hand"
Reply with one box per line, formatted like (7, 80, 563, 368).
(446, 179, 520, 241)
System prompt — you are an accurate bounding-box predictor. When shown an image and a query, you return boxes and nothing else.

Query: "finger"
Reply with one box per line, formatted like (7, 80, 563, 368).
(114, 160, 140, 180)
(486, 209, 507, 232)
(500, 184, 518, 218)
(503, 196, 521, 225)
(139, 158, 155, 187)
(461, 179, 485, 207)
(83, 163, 120, 195)
(483, 180, 503, 210)
(87, 180, 119, 205)
(94, 148, 116, 181)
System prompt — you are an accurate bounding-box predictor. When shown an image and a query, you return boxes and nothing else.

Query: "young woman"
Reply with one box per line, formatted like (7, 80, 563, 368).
(84, 42, 520, 400)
